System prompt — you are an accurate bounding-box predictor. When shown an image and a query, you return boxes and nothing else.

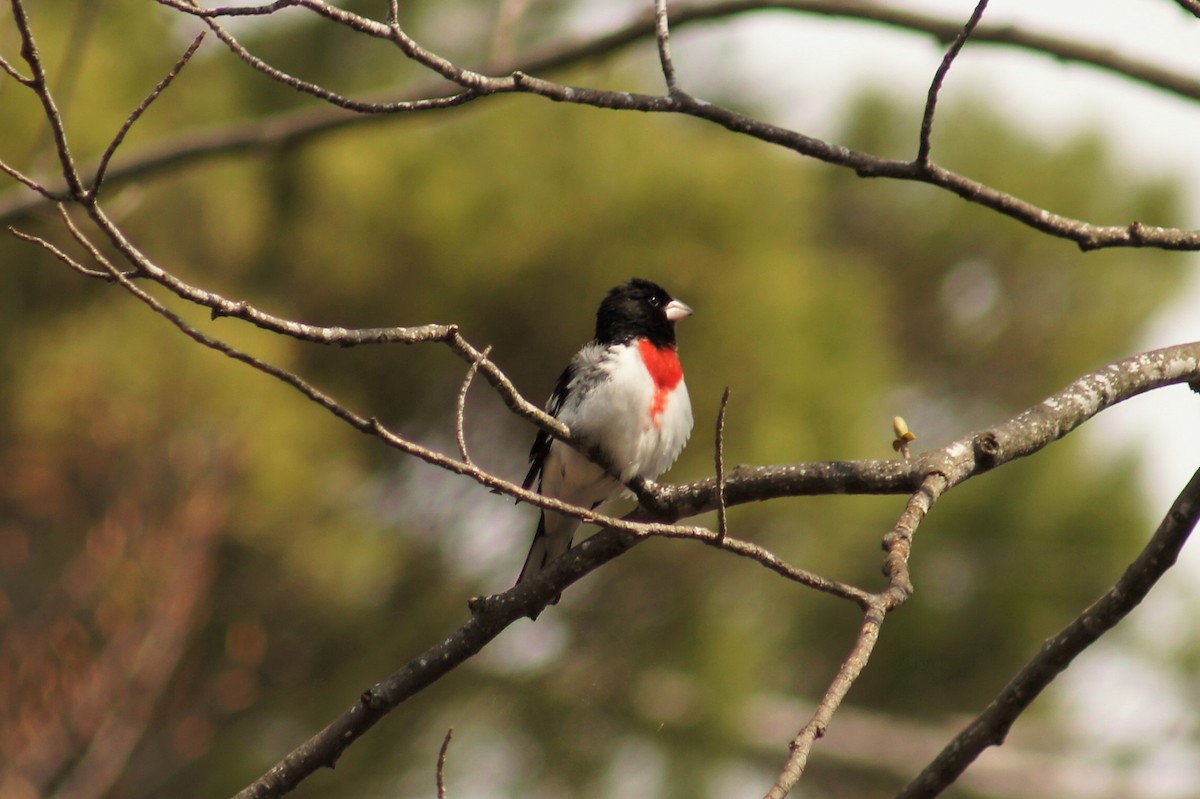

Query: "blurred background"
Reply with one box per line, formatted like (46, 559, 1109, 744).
(2, 1, 1199, 798)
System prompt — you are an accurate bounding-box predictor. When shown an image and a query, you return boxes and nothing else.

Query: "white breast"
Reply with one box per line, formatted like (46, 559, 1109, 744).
(556, 343, 693, 484)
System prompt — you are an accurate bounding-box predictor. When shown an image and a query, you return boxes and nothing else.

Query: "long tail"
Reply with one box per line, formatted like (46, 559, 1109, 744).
(516, 511, 579, 616)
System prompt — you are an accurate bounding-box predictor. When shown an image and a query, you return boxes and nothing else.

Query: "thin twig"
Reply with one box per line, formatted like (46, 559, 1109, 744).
(8, 226, 105, 277)
(19, 210, 699, 548)
(164, 0, 481, 113)
(455, 345, 491, 465)
(92, 33, 206, 198)
(714, 386, 731, 543)
(48, 0, 104, 139)
(10, 0, 85, 197)
(0, 158, 68, 200)
(294, 0, 498, 92)
(86, 203, 459, 344)
(436, 727, 453, 799)
(154, 0, 297, 15)
(917, 0, 989, 165)
(651, 525, 873, 606)
(7, 1, 1200, 250)
(77, 200, 584, 464)
(654, 0, 681, 94)
(880, 474, 945, 607)
(51, 206, 140, 279)
(895, 464, 1200, 799)
(764, 604, 886, 799)
(650, 342, 1200, 519)
(763, 473, 946, 798)
(0, 51, 32, 83)
(164, 0, 500, 94)
(76, 200, 611, 502)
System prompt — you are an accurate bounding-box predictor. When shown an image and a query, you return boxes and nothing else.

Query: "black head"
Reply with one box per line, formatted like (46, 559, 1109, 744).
(594, 278, 692, 347)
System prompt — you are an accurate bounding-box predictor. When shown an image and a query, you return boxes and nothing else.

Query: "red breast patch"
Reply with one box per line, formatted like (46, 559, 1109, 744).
(638, 339, 683, 425)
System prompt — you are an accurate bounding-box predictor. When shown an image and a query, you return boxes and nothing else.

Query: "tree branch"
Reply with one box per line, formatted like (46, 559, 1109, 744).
(764, 473, 947, 798)
(714, 386, 731, 542)
(455, 345, 491, 465)
(654, 0, 682, 95)
(917, 0, 989, 164)
(651, 342, 1200, 517)
(6, 2, 1200, 250)
(436, 727, 453, 799)
(894, 463, 1200, 799)
(213, 338, 1199, 799)
(159, 0, 485, 112)
(91, 33, 206, 198)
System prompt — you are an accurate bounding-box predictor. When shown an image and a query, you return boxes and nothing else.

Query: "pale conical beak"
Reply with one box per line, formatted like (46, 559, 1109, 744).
(665, 299, 693, 322)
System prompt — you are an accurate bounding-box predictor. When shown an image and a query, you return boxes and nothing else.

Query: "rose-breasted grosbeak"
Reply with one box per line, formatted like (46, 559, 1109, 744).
(518, 278, 694, 609)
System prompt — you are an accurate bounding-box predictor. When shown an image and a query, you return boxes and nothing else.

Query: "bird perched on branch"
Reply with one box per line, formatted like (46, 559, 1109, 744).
(518, 278, 694, 612)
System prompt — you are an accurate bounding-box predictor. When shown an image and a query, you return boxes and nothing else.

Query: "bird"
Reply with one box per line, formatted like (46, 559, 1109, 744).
(517, 278, 694, 612)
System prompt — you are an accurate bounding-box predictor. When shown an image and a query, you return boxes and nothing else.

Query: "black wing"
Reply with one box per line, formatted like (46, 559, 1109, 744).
(521, 361, 575, 494)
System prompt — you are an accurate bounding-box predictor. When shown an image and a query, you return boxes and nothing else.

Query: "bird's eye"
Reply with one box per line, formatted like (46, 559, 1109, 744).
(648, 295, 661, 307)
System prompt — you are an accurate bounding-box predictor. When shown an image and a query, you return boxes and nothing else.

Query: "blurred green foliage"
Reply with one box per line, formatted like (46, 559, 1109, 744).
(0, 2, 1190, 799)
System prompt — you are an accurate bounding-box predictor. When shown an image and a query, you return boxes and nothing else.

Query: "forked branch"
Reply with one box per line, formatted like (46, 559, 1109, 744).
(894, 464, 1200, 799)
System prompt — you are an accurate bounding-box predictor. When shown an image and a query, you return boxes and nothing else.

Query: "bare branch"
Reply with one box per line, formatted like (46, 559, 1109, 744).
(714, 386, 731, 542)
(154, 0, 298, 16)
(879, 473, 945, 606)
(17, 212, 529, 510)
(7, 1, 1200, 251)
(0, 51, 32, 84)
(653, 341, 1200, 518)
(73, 203, 583, 462)
(436, 727, 453, 799)
(91, 33, 207, 198)
(161, 0, 483, 113)
(53, 205, 138, 279)
(895, 464, 1200, 799)
(764, 473, 947, 798)
(47, 195, 1200, 518)
(918, 0, 989, 165)
(654, 0, 681, 95)
(166, 0, 502, 93)
(0, 157, 68, 201)
(230, 498, 854, 799)
(165, 311, 1191, 799)
(504, 72, 1200, 251)
(766, 606, 886, 799)
(9, 0, 85, 197)
(455, 345, 492, 465)
(13, 205, 137, 283)
(84, 202, 456, 342)
(8, 225, 105, 278)
(651, 524, 874, 606)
